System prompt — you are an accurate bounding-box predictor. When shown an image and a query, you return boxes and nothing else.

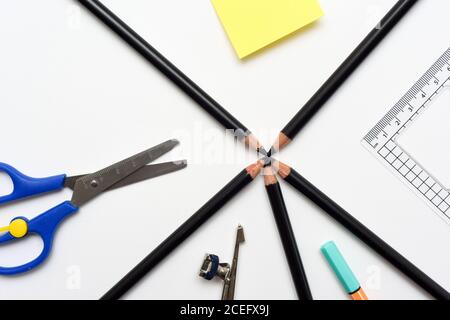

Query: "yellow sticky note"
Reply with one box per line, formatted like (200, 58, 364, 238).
(211, 0, 324, 59)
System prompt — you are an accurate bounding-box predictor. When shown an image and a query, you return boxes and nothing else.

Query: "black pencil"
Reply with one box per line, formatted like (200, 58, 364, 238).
(77, 0, 265, 154)
(270, 0, 419, 153)
(263, 166, 312, 300)
(102, 161, 264, 300)
(273, 160, 450, 300)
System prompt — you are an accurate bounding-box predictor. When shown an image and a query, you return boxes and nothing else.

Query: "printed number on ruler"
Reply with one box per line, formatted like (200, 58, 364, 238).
(362, 48, 450, 224)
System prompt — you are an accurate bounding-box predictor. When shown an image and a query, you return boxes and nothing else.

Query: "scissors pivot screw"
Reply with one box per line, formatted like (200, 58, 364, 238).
(90, 180, 99, 188)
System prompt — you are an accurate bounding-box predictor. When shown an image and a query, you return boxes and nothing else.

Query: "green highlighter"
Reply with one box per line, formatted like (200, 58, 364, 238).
(321, 241, 368, 300)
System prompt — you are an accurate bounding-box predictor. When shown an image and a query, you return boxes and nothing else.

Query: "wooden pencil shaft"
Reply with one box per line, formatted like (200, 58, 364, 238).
(265, 182, 313, 300)
(102, 167, 256, 300)
(283, 167, 450, 300)
(280, 0, 419, 141)
(78, 0, 248, 134)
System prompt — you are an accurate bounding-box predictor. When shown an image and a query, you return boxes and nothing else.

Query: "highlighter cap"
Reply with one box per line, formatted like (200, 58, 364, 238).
(321, 241, 360, 294)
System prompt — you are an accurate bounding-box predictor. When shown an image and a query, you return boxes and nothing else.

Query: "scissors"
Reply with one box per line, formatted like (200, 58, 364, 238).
(0, 139, 186, 275)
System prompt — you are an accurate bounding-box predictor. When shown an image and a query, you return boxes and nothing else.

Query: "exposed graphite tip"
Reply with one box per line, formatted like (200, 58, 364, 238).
(262, 156, 272, 167)
(257, 146, 268, 157)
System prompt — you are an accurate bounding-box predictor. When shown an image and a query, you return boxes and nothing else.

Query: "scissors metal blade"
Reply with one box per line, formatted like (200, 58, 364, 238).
(70, 139, 179, 207)
(64, 160, 187, 191)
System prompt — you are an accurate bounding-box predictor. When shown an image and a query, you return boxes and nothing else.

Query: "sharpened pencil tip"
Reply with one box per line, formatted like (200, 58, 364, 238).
(246, 160, 264, 179)
(258, 147, 268, 157)
(262, 156, 272, 167)
(270, 132, 291, 154)
(244, 133, 265, 153)
(263, 166, 277, 186)
(272, 159, 291, 179)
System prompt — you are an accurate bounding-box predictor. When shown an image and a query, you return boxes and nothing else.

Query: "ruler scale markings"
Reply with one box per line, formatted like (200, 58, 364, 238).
(362, 48, 450, 224)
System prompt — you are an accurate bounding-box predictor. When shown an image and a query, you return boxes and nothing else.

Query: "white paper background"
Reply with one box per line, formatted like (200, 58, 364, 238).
(0, 0, 449, 300)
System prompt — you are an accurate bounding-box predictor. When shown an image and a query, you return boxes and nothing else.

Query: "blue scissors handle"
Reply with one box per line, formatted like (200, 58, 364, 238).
(0, 201, 78, 275)
(0, 163, 66, 205)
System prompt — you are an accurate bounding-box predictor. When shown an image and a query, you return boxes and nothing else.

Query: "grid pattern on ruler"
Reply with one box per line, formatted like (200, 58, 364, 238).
(362, 48, 450, 223)
(378, 140, 450, 219)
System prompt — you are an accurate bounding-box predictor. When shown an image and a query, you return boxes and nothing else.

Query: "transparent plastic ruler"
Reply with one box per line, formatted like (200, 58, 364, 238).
(362, 48, 450, 224)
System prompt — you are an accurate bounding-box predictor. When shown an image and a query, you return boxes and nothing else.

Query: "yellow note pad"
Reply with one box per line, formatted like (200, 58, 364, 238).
(211, 0, 324, 59)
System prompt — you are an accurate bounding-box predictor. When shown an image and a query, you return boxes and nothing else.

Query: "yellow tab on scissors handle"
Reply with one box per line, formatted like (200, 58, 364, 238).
(211, 0, 324, 58)
(0, 219, 28, 238)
